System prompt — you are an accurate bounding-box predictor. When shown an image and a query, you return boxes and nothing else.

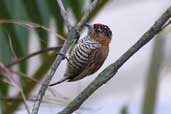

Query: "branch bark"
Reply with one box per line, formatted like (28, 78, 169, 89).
(57, 0, 72, 30)
(31, 0, 75, 113)
(57, 5, 171, 114)
(6, 46, 62, 68)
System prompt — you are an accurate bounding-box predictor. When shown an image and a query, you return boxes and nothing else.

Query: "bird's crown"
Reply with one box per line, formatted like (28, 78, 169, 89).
(85, 23, 112, 46)
(93, 23, 112, 38)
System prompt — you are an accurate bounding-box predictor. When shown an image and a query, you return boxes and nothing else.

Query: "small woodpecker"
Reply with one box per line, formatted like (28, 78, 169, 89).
(49, 23, 112, 86)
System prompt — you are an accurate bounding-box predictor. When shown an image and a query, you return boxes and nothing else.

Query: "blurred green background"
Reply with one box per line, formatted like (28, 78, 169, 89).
(0, 0, 110, 114)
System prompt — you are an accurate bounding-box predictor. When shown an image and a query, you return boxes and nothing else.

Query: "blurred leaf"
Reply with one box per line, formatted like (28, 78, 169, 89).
(120, 105, 129, 114)
(67, 0, 84, 21)
(0, 0, 111, 113)
(0, 1, 29, 106)
(0, 27, 11, 94)
(141, 35, 165, 114)
(21, 0, 50, 55)
(0, 27, 13, 64)
(167, 53, 171, 71)
(46, 0, 65, 44)
(0, 0, 29, 75)
(0, 27, 10, 113)
(13, 0, 29, 53)
(13, 0, 29, 75)
(0, 0, 24, 59)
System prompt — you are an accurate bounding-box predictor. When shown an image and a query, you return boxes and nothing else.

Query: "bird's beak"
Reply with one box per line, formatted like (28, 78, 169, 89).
(84, 23, 92, 29)
(84, 23, 92, 33)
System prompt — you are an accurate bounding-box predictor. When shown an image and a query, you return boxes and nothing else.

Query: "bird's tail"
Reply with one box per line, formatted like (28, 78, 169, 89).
(49, 77, 68, 86)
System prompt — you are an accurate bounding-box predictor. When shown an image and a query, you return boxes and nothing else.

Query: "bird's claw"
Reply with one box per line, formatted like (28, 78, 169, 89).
(72, 26, 80, 44)
(56, 52, 69, 62)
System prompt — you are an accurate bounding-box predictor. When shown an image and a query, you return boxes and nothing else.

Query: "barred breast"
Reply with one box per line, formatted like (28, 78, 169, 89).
(64, 36, 101, 79)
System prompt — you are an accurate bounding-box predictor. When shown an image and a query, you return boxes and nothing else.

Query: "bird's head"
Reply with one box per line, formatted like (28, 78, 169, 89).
(85, 23, 112, 46)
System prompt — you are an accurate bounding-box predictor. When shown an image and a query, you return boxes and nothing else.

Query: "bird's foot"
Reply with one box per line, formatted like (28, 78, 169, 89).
(56, 52, 69, 62)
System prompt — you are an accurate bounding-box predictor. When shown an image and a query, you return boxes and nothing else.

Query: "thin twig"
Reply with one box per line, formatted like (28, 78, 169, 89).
(0, 19, 65, 41)
(0, 63, 31, 114)
(0, 96, 69, 106)
(77, 0, 98, 27)
(57, 0, 72, 30)
(5, 46, 62, 68)
(0, 65, 39, 85)
(7, 33, 18, 58)
(20, 91, 31, 114)
(9, 70, 39, 83)
(57, 5, 171, 114)
(0, 97, 35, 102)
(1, 67, 61, 99)
(11, 71, 66, 98)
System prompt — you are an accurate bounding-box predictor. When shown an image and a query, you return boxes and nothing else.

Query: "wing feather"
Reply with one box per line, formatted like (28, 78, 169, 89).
(69, 46, 109, 81)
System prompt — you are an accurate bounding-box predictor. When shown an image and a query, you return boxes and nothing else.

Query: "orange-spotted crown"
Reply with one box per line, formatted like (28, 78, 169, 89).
(93, 23, 112, 38)
(85, 23, 112, 46)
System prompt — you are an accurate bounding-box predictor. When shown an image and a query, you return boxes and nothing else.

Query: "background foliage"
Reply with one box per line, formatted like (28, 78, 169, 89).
(0, 0, 109, 114)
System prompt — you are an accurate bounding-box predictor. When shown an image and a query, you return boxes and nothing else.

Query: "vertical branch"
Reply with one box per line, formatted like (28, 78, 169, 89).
(141, 36, 164, 114)
(77, 0, 98, 27)
(31, 29, 79, 114)
(57, 0, 72, 30)
(31, 0, 76, 113)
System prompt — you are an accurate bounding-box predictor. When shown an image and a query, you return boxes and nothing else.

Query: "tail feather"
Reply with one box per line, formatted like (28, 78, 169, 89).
(49, 77, 68, 86)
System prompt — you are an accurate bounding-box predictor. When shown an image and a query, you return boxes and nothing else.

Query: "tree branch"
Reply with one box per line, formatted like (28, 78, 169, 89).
(5, 46, 62, 68)
(56, 0, 72, 30)
(0, 19, 65, 41)
(77, 0, 98, 27)
(57, 5, 171, 114)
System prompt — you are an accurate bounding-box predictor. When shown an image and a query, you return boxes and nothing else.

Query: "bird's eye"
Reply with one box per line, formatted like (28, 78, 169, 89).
(95, 27, 102, 33)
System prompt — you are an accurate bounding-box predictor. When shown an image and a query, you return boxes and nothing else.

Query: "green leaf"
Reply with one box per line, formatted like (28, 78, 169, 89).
(0, 27, 10, 114)
(46, 0, 65, 42)
(120, 105, 129, 114)
(0, 0, 28, 74)
(13, 0, 29, 54)
(0, 27, 13, 64)
(21, 0, 50, 49)
(0, 0, 24, 58)
(141, 36, 165, 114)
(67, 0, 84, 21)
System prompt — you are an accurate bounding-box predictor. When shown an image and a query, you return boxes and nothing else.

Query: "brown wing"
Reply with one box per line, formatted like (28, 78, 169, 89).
(68, 46, 109, 81)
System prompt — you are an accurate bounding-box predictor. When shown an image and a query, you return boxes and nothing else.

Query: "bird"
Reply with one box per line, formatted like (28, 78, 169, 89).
(49, 23, 112, 86)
